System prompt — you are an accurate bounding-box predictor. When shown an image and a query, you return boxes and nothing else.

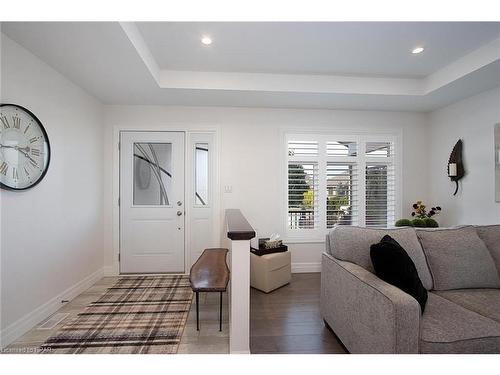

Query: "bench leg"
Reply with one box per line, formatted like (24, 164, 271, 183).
(219, 292, 223, 332)
(196, 292, 200, 331)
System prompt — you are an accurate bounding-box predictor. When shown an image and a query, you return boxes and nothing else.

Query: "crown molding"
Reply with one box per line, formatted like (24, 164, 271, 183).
(121, 22, 500, 99)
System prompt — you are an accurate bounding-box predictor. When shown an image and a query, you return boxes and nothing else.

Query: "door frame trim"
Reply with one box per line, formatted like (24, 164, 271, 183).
(111, 125, 221, 276)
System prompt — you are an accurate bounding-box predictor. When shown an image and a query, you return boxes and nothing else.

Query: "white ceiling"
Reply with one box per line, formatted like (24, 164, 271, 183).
(136, 22, 500, 77)
(1, 22, 500, 112)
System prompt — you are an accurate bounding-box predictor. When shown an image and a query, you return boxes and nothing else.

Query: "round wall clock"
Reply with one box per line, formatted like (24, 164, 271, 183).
(0, 104, 51, 190)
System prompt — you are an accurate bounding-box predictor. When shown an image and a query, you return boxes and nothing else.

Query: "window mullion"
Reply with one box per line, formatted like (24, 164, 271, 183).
(358, 138, 366, 227)
(317, 140, 327, 232)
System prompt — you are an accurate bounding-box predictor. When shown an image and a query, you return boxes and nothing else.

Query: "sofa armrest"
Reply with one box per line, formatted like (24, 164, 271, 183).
(321, 252, 421, 353)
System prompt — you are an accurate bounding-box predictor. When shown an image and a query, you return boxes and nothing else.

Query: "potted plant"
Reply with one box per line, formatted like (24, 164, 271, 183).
(395, 201, 442, 228)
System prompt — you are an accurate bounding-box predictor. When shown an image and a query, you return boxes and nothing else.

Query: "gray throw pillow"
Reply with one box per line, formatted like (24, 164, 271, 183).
(476, 225, 500, 277)
(416, 226, 500, 290)
(328, 226, 433, 290)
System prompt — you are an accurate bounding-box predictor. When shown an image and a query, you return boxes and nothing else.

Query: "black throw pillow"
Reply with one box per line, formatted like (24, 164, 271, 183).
(370, 235, 428, 313)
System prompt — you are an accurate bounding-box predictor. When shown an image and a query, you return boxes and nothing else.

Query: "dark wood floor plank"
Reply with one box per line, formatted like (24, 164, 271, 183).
(250, 273, 347, 354)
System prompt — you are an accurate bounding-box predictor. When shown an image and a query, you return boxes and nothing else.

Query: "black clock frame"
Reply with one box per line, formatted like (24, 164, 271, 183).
(0, 103, 51, 191)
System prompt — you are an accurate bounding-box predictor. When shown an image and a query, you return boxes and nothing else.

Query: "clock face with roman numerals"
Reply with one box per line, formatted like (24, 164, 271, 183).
(0, 104, 50, 190)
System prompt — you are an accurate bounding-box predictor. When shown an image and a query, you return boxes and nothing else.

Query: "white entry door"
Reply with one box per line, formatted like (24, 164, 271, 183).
(120, 131, 185, 273)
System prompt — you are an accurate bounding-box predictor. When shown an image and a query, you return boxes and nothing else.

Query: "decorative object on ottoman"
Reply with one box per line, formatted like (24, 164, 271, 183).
(264, 233, 282, 248)
(250, 251, 291, 293)
(251, 237, 288, 256)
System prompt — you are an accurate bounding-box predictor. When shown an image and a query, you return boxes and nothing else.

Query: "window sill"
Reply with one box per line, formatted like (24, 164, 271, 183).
(283, 237, 326, 244)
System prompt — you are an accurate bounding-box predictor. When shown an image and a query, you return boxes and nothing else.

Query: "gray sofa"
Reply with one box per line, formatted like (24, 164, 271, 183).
(320, 225, 500, 353)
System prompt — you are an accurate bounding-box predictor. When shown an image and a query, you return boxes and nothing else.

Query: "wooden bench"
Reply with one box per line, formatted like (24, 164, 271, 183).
(189, 248, 230, 331)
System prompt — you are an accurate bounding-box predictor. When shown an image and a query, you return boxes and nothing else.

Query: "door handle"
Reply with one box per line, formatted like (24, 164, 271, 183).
(177, 211, 183, 216)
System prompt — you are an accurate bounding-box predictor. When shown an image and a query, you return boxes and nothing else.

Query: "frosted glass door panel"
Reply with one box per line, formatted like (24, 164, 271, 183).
(133, 142, 172, 205)
(195, 143, 209, 206)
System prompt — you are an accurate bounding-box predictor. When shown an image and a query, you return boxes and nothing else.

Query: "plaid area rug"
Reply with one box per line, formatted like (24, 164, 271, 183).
(40, 275, 193, 354)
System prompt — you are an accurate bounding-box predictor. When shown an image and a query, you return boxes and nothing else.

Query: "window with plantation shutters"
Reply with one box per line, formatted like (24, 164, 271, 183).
(285, 134, 399, 238)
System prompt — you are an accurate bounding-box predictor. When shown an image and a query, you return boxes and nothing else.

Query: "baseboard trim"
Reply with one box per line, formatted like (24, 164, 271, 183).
(291, 262, 321, 273)
(0, 268, 104, 348)
(103, 265, 118, 276)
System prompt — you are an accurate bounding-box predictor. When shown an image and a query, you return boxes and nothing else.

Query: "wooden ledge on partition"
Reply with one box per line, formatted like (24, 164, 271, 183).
(225, 209, 256, 241)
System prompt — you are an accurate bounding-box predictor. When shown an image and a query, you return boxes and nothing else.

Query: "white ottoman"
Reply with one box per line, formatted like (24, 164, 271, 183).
(250, 251, 291, 293)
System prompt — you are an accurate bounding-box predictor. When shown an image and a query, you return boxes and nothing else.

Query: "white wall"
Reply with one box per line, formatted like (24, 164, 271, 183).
(0, 35, 104, 344)
(428, 87, 500, 226)
(104, 106, 428, 272)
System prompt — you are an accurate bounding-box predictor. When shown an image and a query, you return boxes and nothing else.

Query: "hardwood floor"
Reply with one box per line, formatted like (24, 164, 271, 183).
(250, 273, 347, 354)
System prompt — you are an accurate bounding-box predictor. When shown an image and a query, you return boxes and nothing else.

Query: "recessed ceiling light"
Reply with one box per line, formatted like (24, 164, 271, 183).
(201, 36, 212, 45)
(412, 46, 424, 54)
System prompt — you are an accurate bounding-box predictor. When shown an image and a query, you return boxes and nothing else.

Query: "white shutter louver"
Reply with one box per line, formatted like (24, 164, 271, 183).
(327, 141, 357, 156)
(365, 141, 393, 158)
(288, 140, 319, 157)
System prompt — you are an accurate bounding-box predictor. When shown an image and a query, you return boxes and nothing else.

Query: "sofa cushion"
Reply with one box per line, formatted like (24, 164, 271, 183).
(420, 293, 500, 353)
(434, 289, 500, 323)
(416, 226, 500, 290)
(476, 225, 500, 276)
(370, 235, 428, 312)
(328, 226, 433, 290)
